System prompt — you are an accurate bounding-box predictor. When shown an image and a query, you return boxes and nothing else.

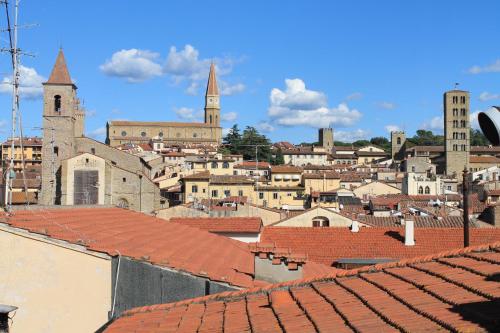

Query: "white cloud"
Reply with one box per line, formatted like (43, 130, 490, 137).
(184, 82, 199, 95)
(0, 65, 45, 99)
(384, 125, 401, 133)
(220, 81, 245, 96)
(468, 59, 500, 74)
(421, 116, 444, 132)
(346, 92, 363, 101)
(100, 49, 163, 83)
(221, 112, 237, 122)
(470, 110, 481, 130)
(87, 127, 106, 139)
(267, 79, 361, 128)
(376, 101, 396, 110)
(335, 129, 370, 142)
(174, 107, 203, 121)
(257, 121, 275, 133)
(479, 91, 500, 102)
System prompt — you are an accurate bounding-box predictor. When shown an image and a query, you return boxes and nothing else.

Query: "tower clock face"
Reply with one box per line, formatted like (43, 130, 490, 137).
(209, 98, 213, 103)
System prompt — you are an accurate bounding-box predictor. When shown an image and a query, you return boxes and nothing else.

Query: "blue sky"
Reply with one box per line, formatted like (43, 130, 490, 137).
(1, 0, 500, 144)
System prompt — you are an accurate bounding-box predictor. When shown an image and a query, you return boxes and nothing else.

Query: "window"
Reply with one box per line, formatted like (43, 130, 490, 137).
(322, 220, 330, 227)
(411, 166, 416, 172)
(122, 177, 126, 182)
(259, 192, 264, 199)
(193, 133, 198, 138)
(121, 131, 127, 137)
(452, 96, 458, 104)
(91, 148, 96, 154)
(238, 190, 243, 197)
(211, 190, 218, 197)
(397, 137, 401, 145)
(447, 185, 452, 191)
(453, 120, 458, 128)
(460, 96, 466, 104)
(192, 185, 198, 193)
(418, 186, 423, 194)
(312, 220, 320, 227)
(453, 144, 458, 151)
(273, 193, 278, 200)
(453, 108, 458, 116)
(211, 161, 218, 169)
(85, 158, 89, 164)
(460, 120, 466, 128)
(209, 115, 213, 124)
(53, 146, 59, 156)
(54, 95, 61, 112)
(222, 161, 229, 169)
(425, 186, 430, 194)
(224, 190, 231, 197)
(158, 132, 164, 138)
(461, 108, 466, 116)
(141, 131, 147, 137)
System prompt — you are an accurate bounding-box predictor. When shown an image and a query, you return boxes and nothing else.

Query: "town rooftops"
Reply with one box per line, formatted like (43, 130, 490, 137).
(170, 217, 263, 234)
(260, 226, 500, 266)
(1, 137, 42, 146)
(108, 120, 211, 127)
(271, 165, 303, 173)
(103, 242, 500, 333)
(470, 155, 500, 163)
(302, 172, 340, 179)
(234, 161, 271, 169)
(0, 207, 260, 288)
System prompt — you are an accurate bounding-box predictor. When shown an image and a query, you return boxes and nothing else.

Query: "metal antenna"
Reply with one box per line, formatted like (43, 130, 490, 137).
(2, 0, 36, 211)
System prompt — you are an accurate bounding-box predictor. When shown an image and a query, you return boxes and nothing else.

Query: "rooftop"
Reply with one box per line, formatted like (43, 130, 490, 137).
(170, 217, 262, 234)
(271, 165, 303, 173)
(103, 242, 500, 333)
(260, 226, 500, 266)
(0, 207, 260, 288)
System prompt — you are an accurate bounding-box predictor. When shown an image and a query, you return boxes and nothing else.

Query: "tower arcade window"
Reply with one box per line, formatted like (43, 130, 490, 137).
(54, 95, 61, 112)
(460, 96, 466, 104)
(425, 186, 430, 194)
(418, 186, 423, 194)
(209, 115, 213, 124)
(397, 137, 401, 145)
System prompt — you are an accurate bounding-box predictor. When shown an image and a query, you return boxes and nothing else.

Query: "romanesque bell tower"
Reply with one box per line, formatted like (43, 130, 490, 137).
(204, 63, 220, 127)
(40, 49, 81, 205)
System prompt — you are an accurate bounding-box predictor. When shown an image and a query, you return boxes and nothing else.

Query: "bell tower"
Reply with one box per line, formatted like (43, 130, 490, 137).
(204, 62, 220, 127)
(39, 49, 80, 205)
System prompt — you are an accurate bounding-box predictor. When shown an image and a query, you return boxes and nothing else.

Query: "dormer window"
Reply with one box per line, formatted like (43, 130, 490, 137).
(54, 95, 61, 112)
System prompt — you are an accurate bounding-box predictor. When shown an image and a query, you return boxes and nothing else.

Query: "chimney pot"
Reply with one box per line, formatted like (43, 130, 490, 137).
(351, 220, 359, 233)
(405, 219, 415, 246)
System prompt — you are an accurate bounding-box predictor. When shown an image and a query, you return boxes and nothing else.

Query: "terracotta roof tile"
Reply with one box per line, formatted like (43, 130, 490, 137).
(170, 217, 262, 233)
(103, 242, 500, 332)
(1, 207, 260, 288)
(46, 49, 73, 85)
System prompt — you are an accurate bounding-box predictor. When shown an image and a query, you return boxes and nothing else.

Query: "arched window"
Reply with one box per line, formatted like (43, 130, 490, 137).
(425, 186, 430, 194)
(418, 186, 423, 194)
(54, 95, 61, 112)
(215, 115, 218, 124)
(211, 161, 218, 169)
(397, 137, 401, 145)
(209, 115, 213, 124)
(222, 161, 229, 169)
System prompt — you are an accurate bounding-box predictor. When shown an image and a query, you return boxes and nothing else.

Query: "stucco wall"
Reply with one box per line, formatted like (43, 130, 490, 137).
(0, 226, 112, 333)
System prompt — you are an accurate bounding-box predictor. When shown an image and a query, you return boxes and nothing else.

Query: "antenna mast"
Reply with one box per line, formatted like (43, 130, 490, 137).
(3, 0, 20, 212)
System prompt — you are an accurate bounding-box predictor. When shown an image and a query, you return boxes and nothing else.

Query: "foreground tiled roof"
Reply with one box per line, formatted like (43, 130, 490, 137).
(170, 217, 263, 233)
(260, 226, 500, 266)
(0, 208, 259, 288)
(103, 242, 500, 332)
(360, 215, 481, 228)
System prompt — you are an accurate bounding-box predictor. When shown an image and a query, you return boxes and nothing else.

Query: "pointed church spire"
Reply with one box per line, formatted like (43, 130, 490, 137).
(206, 62, 219, 95)
(46, 48, 73, 85)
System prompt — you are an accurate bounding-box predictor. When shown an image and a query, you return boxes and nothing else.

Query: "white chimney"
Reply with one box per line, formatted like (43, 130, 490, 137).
(405, 219, 415, 246)
(351, 220, 359, 233)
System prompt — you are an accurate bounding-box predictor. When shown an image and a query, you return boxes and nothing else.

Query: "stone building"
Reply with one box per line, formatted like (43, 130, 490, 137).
(318, 127, 333, 151)
(39, 49, 162, 213)
(106, 63, 222, 146)
(391, 130, 406, 162)
(444, 90, 470, 176)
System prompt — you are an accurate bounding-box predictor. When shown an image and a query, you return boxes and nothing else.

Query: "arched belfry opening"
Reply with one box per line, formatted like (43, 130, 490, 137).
(54, 95, 61, 112)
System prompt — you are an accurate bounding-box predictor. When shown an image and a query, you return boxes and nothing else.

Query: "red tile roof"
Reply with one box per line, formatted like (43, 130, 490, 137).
(234, 161, 270, 169)
(46, 49, 73, 85)
(271, 165, 303, 173)
(360, 215, 480, 228)
(103, 242, 500, 333)
(469, 155, 500, 164)
(260, 226, 500, 266)
(170, 217, 262, 233)
(1, 208, 260, 288)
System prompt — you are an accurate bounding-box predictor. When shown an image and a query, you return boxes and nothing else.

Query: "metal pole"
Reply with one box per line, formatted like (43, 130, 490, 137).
(255, 145, 258, 204)
(462, 167, 469, 247)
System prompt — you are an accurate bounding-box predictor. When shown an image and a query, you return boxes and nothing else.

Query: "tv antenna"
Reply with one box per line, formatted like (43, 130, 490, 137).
(1, 0, 36, 212)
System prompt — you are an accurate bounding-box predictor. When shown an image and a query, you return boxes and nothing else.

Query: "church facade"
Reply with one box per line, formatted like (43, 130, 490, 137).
(39, 49, 163, 213)
(105, 63, 222, 147)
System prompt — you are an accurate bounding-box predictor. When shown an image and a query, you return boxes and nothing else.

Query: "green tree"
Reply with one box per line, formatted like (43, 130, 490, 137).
(470, 128, 489, 146)
(272, 148, 285, 165)
(222, 124, 242, 154)
(239, 126, 272, 161)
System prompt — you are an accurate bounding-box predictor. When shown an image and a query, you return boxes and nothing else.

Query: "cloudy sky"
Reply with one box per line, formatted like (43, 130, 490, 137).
(1, 1, 500, 143)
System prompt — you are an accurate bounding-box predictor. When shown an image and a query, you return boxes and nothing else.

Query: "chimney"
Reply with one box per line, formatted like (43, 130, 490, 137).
(351, 220, 359, 233)
(0, 305, 17, 333)
(404, 218, 415, 246)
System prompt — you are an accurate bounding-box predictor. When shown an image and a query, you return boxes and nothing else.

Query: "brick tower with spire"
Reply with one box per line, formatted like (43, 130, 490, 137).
(204, 62, 220, 127)
(40, 49, 84, 205)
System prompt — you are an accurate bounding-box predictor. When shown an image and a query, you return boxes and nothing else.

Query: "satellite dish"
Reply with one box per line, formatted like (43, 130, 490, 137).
(478, 106, 500, 146)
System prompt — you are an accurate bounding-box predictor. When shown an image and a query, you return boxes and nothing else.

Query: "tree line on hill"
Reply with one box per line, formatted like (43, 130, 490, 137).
(220, 124, 490, 161)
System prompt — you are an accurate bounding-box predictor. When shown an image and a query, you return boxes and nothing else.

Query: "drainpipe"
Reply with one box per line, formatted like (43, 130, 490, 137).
(0, 305, 17, 333)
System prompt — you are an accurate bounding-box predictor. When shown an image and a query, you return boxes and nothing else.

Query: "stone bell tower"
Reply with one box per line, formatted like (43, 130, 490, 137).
(204, 62, 220, 127)
(39, 49, 83, 205)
